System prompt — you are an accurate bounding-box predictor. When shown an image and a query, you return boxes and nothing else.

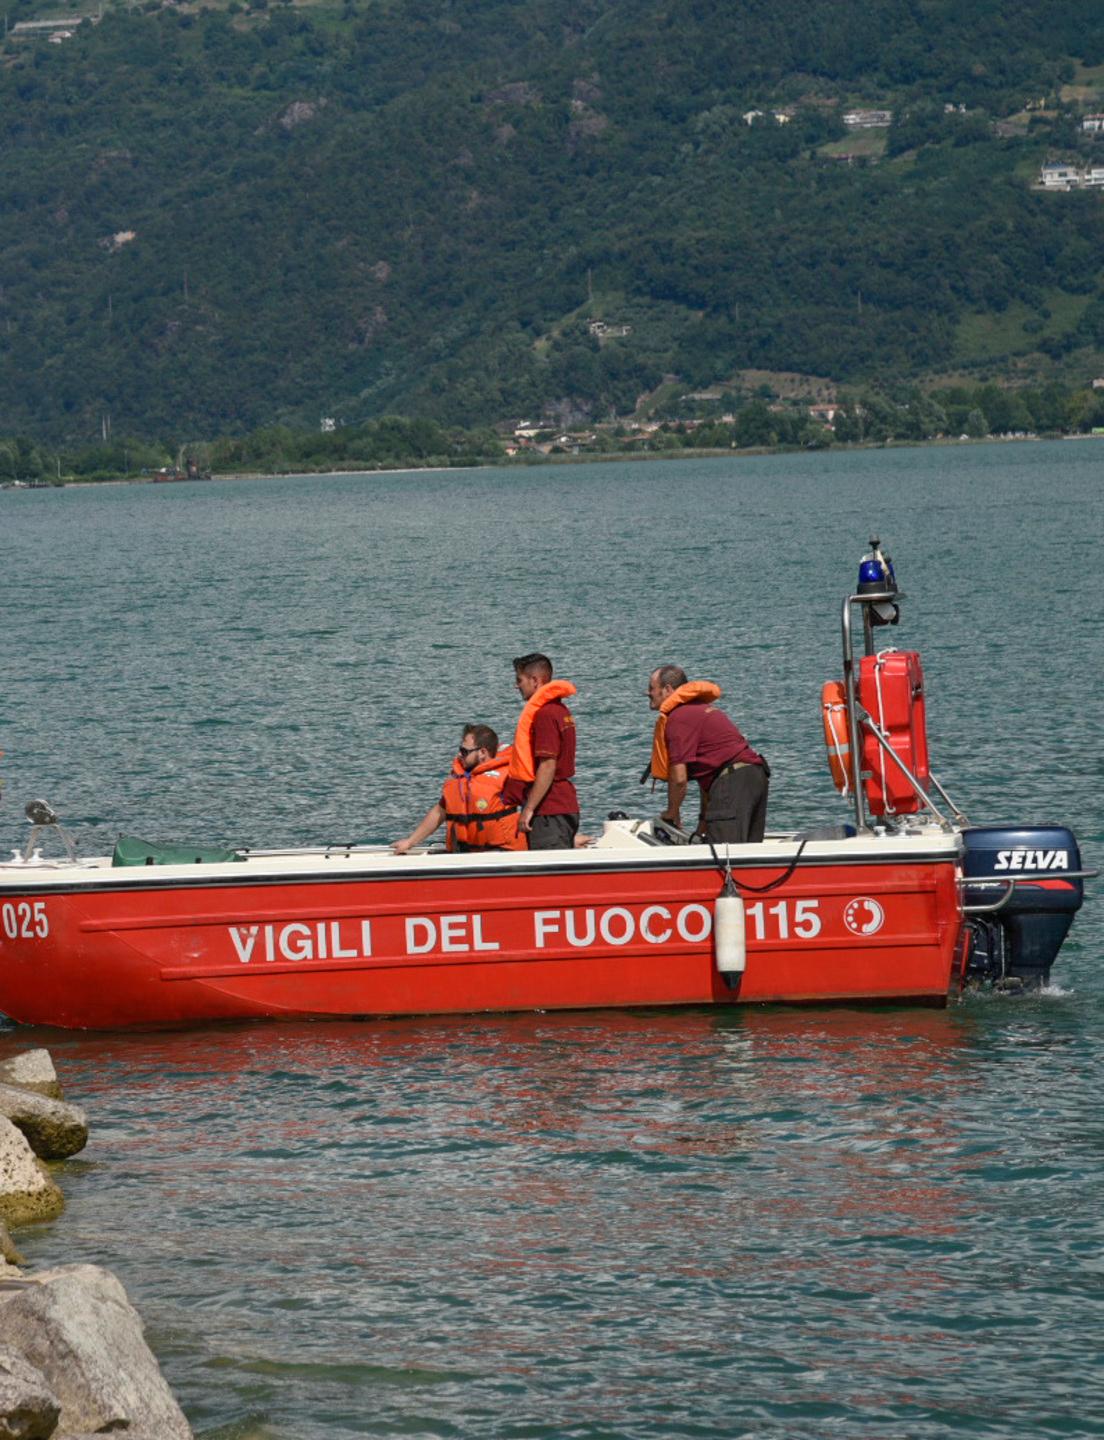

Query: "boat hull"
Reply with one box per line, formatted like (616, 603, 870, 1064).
(0, 846, 962, 1028)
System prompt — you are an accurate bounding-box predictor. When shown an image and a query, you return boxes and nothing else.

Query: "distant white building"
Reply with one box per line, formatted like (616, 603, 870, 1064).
(1082, 114, 1104, 133)
(1039, 162, 1083, 190)
(742, 108, 793, 126)
(11, 17, 83, 30)
(843, 109, 893, 128)
(99, 229, 136, 252)
(320, 417, 336, 433)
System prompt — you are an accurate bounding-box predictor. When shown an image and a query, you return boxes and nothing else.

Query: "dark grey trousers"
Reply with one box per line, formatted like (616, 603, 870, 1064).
(528, 813, 580, 850)
(703, 764, 769, 844)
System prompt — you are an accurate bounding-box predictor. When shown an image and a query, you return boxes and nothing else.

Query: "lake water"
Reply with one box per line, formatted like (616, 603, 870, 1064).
(1, 443, 1102, 1438)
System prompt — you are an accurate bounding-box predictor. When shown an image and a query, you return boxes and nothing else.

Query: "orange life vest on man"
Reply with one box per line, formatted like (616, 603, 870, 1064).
(442, 747, 525, 852)
(648, 681, 723, 780)
(508, 680, 578, 783)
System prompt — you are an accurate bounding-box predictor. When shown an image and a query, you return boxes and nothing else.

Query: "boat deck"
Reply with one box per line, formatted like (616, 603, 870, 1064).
(0, 822, 962, 893)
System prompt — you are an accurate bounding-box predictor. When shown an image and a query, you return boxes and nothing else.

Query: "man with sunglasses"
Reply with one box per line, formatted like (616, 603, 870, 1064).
(392, 724, 524, 855)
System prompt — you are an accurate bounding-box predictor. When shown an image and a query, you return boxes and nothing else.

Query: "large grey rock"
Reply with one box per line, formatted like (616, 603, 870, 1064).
(0, 1120, 63, 1228)
(0, 1054, 61, 1102)
(1, 1265, 191, 1439)
(0, 1346, 60, 1440)
(0, 1086, 87, 1162)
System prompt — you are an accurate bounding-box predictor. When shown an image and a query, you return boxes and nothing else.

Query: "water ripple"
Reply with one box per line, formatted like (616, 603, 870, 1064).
(2, 448, 1102, 1439)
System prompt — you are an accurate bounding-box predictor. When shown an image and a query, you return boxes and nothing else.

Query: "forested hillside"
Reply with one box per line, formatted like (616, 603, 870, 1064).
(2, 0, 1103, 443)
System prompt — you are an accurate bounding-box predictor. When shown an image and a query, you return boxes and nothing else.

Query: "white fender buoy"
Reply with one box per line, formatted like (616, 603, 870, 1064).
(714, 891, 746, 974)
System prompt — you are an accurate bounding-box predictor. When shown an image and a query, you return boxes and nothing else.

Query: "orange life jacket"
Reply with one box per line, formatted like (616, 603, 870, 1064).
(442, 747, 525, 852)
(508, 680, 577, 783)
(648, 681, 723, 780)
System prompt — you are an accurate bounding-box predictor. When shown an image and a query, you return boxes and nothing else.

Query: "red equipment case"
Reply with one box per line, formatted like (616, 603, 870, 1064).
(858, 650, 931, 816)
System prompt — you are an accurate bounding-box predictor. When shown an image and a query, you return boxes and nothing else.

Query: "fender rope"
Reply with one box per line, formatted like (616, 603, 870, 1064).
(707, 837, 809, 894)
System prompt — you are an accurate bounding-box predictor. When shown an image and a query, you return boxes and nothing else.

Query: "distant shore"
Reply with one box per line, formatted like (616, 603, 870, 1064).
(149, 430, 1093, 483)
(8, 429, 1100, 489)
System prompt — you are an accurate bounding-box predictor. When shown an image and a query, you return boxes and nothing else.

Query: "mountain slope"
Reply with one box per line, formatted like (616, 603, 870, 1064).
(1, 0, 1102, 440)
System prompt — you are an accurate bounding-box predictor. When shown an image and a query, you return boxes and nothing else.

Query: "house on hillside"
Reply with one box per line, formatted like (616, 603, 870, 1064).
(12, 17, 81, 28)
(1039, 162, 1083, 189)
(1082, 114, 1104, 133)
(843, 109, 892, 128)
(1039, 162, 1104, 189)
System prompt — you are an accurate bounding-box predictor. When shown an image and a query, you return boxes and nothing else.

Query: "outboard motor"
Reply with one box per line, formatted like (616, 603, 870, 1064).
(961, 826, 1085, 988)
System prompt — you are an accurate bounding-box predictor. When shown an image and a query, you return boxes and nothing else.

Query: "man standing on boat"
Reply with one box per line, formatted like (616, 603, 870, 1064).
(646, 666, 769, 843)
(392, 725, 524, 854)
(502, 653, 580, 850)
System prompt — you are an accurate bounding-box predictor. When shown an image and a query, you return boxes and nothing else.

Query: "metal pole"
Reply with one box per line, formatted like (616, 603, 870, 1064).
(840, 597, 868, 833)
(841, 587, 904, 835)
(862, 604, 875, 656)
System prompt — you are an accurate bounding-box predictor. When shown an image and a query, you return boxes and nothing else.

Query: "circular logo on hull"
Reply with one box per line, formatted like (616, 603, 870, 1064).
(843, 897, 885, 936)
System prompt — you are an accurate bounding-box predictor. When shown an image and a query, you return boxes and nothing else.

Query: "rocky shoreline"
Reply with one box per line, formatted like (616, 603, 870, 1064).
(0, 1048, 193, 1439)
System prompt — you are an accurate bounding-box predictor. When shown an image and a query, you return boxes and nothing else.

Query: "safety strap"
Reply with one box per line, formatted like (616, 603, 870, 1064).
(872, 651, 893, 813)
(443, 806, 519, 823)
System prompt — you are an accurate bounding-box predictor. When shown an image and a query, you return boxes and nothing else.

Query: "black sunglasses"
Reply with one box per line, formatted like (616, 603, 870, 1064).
(458, 744, 480, 757)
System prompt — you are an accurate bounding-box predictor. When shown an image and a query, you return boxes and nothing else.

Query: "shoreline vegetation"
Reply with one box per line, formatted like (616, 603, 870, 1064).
(4, 379, 1104, 487)
(2, 3, 1104, 448)
(210, 429, 1100, 483)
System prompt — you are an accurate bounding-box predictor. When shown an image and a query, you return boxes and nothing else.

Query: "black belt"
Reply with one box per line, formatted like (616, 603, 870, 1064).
(715, 759, 769, 780)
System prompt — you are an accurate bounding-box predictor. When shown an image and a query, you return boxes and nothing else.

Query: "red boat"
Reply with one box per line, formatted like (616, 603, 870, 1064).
(0, 540, 1091, 1030)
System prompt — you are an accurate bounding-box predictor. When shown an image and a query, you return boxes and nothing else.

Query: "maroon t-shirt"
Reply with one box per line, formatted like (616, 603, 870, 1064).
(502, 700, 578, 815)
(664, 701, 763, 787)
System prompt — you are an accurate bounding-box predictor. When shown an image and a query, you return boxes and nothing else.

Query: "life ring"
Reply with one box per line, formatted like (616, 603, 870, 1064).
(821, 679, 851, 794)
